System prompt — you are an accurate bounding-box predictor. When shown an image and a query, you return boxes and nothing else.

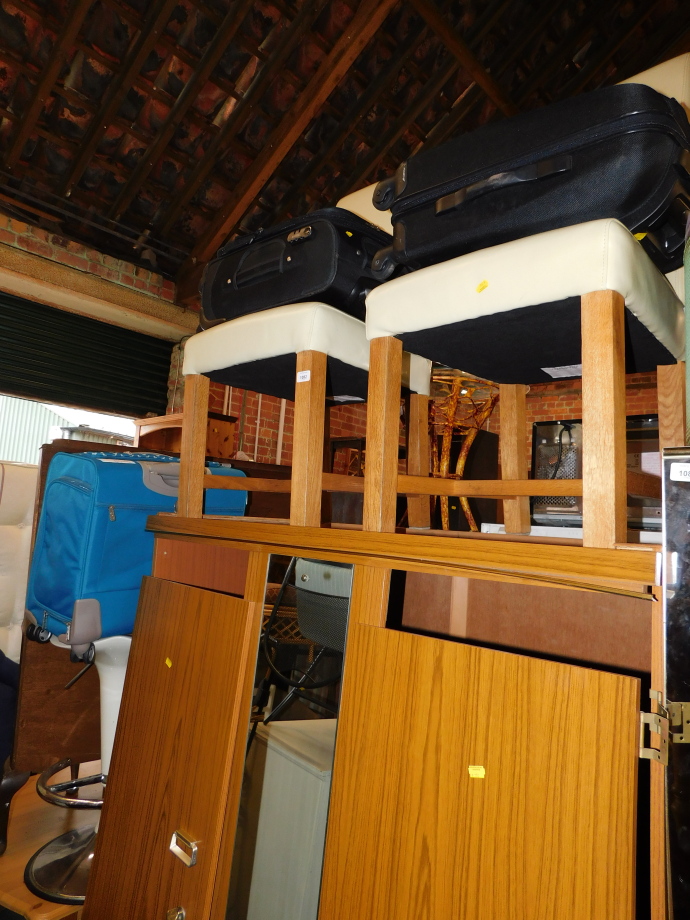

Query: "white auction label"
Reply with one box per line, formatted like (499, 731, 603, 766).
(670, 462, 690, 481)
(296, 370, 311, 383)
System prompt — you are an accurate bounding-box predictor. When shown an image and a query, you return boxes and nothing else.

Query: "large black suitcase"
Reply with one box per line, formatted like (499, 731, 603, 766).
(372, 83, 690, 276)
(200, 207, 393, 328)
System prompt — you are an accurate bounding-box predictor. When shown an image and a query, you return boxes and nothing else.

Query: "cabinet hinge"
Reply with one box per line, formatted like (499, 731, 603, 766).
(640, 690, 669, 766)
(640, 691, 690, 765)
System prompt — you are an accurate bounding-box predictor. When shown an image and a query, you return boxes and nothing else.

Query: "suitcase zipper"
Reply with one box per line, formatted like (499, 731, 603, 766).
(393, 112, 690, 217)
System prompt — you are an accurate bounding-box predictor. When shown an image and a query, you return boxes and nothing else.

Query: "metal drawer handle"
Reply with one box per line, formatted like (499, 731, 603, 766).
(169, 831, 198, 867)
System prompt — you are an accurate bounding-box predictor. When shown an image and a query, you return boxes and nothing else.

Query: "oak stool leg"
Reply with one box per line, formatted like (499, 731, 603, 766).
(178, 373, 210, 518)
(363, 336, 403, 533)
(290, 350, 327, 527)
(499, 384, 531, 534)
(581, 290, 627, 548)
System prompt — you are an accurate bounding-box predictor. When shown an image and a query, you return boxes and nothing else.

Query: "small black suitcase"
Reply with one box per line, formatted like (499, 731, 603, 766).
(200, 207, 394, 328)
(372, 83, 690, 276)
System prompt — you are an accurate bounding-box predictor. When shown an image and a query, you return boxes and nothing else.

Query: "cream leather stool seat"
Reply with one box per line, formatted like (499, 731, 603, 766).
(184, 301, 429, 401)
(364, 219, 685, 548)
(366, 219, 684, 381)
(180, 302, 431, 527)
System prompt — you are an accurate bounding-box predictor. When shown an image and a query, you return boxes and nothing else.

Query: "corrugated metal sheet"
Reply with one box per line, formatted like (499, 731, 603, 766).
(0, 395, 70, 464)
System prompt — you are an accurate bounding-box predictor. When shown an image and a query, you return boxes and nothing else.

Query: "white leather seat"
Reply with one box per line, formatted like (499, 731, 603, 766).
(183, 301, 431, 400)
(0, 462, 38, 662)
(365, 219, 685, 384)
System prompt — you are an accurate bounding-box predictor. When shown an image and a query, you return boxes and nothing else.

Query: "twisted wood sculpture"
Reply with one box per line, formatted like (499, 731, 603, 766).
(431, 371, 499, 530)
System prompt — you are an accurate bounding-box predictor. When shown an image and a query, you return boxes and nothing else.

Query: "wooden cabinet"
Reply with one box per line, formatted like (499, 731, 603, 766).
(83, 575, 265, 920)
(82, 526, 652, 920)
(134, 411, 236, 458)
(320, 621, 640, 920)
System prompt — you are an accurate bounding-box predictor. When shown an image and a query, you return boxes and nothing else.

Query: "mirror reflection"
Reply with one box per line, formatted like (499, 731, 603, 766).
(226, 554, 353, 920)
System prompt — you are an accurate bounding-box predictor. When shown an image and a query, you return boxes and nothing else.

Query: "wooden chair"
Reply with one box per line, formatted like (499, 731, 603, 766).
(363, 217, 684, 548)
(179, 301, 431, 526)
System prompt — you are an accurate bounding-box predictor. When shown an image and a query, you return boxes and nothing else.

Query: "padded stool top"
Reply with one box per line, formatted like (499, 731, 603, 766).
(183, 301, 431, 399)
(366, 219, 684, 384)
(620, 52, 690, 114)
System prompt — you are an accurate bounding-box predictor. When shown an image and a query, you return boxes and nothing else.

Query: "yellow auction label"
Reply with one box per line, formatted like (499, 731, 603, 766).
(468, 765, 486, 779)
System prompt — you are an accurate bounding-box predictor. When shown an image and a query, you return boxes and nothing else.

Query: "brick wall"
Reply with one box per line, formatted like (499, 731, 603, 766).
(0, 214, 176, 301)
(206, 381, 369, 468)
(485, 371, 659, 469)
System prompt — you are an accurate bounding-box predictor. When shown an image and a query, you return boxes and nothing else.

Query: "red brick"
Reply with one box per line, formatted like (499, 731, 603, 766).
(58, 252, 90, 271)
(133, 279, 147, 291)
(17, 237, 53, 259)
(0, 229, 16, 245)
(121, 274, 135, 287)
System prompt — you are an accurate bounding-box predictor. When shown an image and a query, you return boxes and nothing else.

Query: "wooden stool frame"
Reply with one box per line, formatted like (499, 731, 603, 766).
(362, 290, 679, 549)
(178, 350, 432, 528)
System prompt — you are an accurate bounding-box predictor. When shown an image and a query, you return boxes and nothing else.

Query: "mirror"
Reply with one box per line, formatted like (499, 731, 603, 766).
(226, 554, 353, 920)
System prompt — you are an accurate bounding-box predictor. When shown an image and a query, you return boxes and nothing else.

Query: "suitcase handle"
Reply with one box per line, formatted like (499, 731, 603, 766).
(435, 154, 573, 215)
(234, 239, 286, 288)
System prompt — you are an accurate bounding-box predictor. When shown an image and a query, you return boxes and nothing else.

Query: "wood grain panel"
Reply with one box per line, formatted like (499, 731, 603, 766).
(581, 290, 627, 548)
(321, 624, 639, 920)
(348, 564, 391, 628)
(363, 336, 403, 533)
(657, 362, 685, 450)
(649, 588, 667, 920)
(84, 577, 261, 920)
(499, 384, 531, 533)
(153, 537, 249, 595)
(291, 350, 327, 527)
(148, 517, 657, 591)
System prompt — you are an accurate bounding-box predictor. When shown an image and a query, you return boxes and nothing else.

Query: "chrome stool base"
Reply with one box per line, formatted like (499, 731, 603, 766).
(24, 824, 97, 905)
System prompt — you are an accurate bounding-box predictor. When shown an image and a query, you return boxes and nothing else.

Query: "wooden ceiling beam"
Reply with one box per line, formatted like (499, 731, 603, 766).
(108, 0, 256, 221)
(61, 0, 181, 196)
(4, 0, 93, 170)
(337, 56, 461, 198)
(407, 0, 518, 117)
(155, 0, 330, 237)
(180, 0, 400, 281)
(269, 27, 431, 224)
(560, 4, 660, 96)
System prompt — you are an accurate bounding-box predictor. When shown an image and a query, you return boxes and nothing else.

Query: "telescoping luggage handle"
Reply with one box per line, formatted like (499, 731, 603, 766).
(435, 154, 573, 215)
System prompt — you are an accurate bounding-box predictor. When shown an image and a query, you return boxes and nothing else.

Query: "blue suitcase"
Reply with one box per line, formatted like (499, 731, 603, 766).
(26, 452, 247, 640)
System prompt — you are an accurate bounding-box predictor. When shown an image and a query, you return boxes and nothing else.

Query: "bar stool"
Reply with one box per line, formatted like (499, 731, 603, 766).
(180, 301, 431, 526)
(364, 217, 685, 547)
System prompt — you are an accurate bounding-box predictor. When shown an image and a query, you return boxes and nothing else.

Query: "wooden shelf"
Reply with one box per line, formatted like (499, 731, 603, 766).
(133, 411, 237, 458)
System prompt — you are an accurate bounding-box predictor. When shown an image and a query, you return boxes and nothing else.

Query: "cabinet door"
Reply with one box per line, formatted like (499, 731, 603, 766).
(320, 623, 640, 920)
(83, 576, 261, 920)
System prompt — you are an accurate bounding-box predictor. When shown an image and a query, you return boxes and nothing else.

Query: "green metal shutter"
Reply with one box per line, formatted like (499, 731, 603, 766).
(0, 291, 174, 417)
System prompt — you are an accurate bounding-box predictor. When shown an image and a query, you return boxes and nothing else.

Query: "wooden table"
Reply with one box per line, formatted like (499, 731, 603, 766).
(0, 764, 100, 919)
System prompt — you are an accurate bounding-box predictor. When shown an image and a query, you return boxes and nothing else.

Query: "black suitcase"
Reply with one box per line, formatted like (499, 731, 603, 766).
(372, 83, 690, 276)
(200, 207, 394, 328)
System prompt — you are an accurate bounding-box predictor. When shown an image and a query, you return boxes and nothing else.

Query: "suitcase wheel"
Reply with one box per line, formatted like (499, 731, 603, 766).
(371, 245, 397, 280)
(26, 623, 51, 643)
(373, 177, 396, 211)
